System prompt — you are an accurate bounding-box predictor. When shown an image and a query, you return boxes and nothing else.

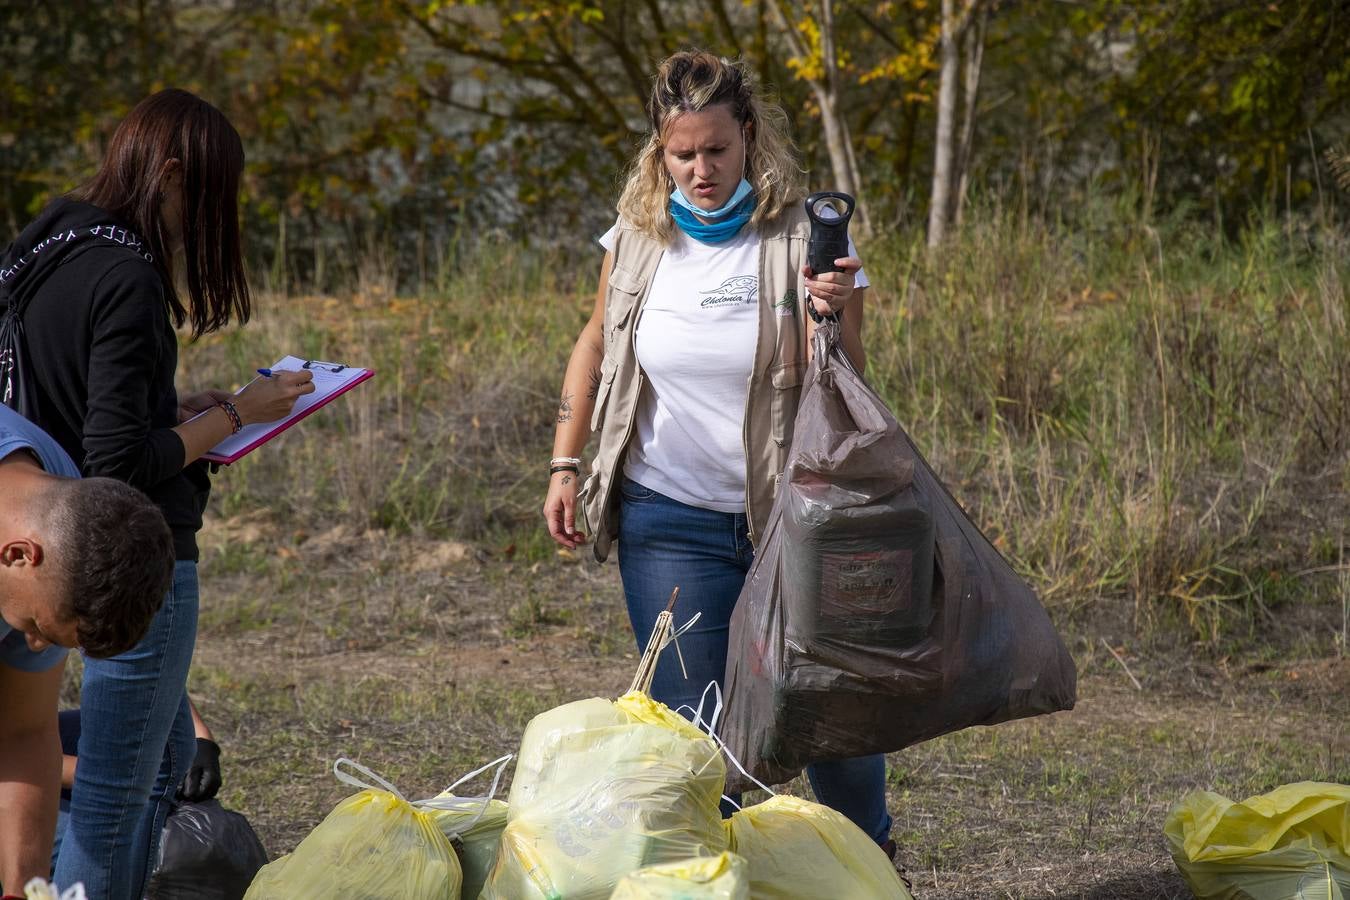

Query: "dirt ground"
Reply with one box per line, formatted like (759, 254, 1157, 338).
(181, 515, 1348, 899)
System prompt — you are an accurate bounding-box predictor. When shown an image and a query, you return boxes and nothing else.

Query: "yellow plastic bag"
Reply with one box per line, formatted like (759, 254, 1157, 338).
(725, 795, 913, 900)
(1164, 781, 1350, 900)
(418, 755, 514, 900)
(609, 852, 749, 899)
(244, 759, 462, 900)
(480, 692, 728, 900)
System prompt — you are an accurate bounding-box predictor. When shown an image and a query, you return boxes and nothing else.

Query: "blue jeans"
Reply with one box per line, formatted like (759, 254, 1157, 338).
(54, 561, 198, 899)
(617, 479, 893, 844)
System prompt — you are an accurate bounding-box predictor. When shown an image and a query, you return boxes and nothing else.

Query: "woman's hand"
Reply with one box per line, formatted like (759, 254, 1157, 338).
(543, 470, 587, 550)
(231, 370, 315, 426)
(177, 389, 236, 424)
(803, 256, 862, 318)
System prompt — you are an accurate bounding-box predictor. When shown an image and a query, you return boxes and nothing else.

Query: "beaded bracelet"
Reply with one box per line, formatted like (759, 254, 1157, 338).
(217, 399, 243, 434)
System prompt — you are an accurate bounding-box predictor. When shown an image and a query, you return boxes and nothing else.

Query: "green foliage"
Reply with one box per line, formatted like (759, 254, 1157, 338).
(5, 0, 1345, 280)
(1094, 0, 1350, 217)
(0, 1, 183, 228)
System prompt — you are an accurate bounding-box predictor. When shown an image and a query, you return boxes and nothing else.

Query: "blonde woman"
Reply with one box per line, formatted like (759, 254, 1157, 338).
(542, 51, 892, 852)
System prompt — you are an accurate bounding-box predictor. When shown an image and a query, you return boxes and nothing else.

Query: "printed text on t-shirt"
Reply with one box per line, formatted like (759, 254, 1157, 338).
(699, 275, 758, 308)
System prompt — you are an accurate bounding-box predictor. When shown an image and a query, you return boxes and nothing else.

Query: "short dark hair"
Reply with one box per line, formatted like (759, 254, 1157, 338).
(73, 88, 250, 339)
(46, 478, 174, 658)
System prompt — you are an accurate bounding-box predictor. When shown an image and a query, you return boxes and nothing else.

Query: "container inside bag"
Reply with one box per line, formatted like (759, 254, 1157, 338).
(723, 321, 1077, 789)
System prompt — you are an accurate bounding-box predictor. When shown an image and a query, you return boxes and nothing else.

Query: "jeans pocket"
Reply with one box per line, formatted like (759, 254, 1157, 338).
(619, 478, 659, 503)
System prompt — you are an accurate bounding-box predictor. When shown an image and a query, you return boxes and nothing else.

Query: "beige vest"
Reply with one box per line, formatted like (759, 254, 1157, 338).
(580, 205, 813, 561)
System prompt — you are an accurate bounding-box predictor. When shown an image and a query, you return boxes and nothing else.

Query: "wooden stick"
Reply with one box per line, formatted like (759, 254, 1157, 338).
(629, 586, 682, 696)
(1101, 637, 1143, 691)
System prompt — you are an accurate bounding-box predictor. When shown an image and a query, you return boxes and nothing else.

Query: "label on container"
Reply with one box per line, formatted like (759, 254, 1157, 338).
(821, 549, 913, 615)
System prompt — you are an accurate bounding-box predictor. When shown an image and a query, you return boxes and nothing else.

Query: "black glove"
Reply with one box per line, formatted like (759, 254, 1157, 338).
(177, 737, 222, 802)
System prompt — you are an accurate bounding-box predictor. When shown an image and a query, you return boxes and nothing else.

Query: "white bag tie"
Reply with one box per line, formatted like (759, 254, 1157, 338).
(413, 754, 514, 839)
(333, 757, 408, 802)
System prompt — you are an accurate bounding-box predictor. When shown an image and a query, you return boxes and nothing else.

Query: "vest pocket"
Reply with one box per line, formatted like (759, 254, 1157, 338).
(589, 354, 619, 432)
(770, 362, 806, 448)
(604, 265, 645, 346)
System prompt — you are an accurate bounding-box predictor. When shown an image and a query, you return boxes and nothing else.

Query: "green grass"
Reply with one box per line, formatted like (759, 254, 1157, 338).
(161, 206, 1350, 900)
(187, 604, 1346, 899)
(192, 660, 567, 831)
(179, 210, 1349, 647)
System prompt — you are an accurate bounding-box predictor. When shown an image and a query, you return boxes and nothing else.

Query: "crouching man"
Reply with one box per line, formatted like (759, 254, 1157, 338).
(0, 403, 174, 893)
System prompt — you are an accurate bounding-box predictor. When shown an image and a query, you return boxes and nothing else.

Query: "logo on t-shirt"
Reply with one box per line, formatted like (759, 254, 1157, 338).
(699, 275, 758, 309)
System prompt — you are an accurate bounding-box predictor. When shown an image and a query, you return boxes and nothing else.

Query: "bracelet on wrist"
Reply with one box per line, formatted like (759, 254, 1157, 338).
(550, 456, 582, 467)
(217, 400, 243, 434)
(550, 464, 580, 476)
(807, 301, 842, 325)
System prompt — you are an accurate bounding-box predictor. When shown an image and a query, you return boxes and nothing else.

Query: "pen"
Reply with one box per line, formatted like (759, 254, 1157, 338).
(257, 368, 273, 378)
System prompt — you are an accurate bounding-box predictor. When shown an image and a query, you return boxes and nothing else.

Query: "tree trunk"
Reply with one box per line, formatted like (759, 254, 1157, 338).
(818, 90, 857, 198)
(953, 3, 987, 227)
(771, 0, 870, 233)
(928, 0, 960, 248)
(816, 0, 870, 232)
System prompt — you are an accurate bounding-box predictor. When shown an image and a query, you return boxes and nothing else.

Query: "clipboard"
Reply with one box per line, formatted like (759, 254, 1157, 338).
(202, 356, 375, 465)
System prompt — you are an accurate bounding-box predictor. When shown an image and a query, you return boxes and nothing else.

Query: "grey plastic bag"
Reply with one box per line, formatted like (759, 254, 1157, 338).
(721, 321, 1076, 789)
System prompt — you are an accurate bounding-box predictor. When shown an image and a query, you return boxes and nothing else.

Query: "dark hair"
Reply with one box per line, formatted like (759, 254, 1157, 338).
(73, 88, 250, 339)
(47, 478, 174, 658)
(646, 50, 756, 131)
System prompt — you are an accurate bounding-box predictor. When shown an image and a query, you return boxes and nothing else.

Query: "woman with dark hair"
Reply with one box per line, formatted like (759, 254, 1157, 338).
(0, 89, 312, 898)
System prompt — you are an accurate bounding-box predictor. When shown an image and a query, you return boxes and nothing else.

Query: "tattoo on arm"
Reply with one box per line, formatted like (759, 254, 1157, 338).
(585, 366, 602, 401)
(557, 392, 574, 424)
(561, 475, 572, 486)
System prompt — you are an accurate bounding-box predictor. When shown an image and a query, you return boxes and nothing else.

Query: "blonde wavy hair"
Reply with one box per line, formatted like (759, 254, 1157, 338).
(617, 51, 805, 242)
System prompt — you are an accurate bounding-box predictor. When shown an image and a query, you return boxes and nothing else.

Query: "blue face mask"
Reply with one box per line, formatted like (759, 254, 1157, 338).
(670, 177, 755, 219)
(669, 178, 756, 244)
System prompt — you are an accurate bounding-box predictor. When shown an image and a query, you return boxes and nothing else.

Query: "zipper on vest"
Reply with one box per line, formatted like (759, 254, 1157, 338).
(741, 234, 771, 544)
(596, 274, 651, 552)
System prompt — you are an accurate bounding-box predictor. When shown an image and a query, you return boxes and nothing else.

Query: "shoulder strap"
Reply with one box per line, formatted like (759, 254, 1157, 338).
(1, 221, 158, 317)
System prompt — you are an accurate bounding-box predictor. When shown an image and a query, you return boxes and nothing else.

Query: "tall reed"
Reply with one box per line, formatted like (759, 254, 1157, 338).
(183, 208, 1349, 644)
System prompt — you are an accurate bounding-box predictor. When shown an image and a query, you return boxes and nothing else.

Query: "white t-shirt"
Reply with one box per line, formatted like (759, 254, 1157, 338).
(598, 220, 867, 512)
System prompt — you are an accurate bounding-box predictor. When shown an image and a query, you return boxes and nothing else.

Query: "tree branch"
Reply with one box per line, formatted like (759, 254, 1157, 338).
(396, 1, 618, 146)
(706, 0, 743, 56)
(769, 0, 813, 67)
(642, 0, 676, 57)
(581, 15, 656, 116)
(538, 13, 632, 137)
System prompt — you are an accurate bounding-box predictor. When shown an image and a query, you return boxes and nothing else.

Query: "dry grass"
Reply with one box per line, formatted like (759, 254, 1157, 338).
(180, 211, 1350, 648)
(187, 516, 1348, 899)
(141, 211, 1350, 896)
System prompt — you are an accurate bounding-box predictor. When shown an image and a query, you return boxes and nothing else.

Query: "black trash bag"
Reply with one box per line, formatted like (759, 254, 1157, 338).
(722, 321, 1077, 790)
(144, 800, 268, 900)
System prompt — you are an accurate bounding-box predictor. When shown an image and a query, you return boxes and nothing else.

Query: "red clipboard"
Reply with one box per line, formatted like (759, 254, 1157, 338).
(202, 356, 375, 465)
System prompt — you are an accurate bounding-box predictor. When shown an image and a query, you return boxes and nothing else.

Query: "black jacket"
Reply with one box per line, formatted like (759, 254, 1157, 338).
(0, 199, 210, 560)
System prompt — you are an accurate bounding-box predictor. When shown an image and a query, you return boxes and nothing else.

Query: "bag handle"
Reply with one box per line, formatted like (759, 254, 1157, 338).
(811, 316, 867, 383)
(677, 680, 778, 807)
(333, 757, 407, 802)
(412, 754, 514, 839)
